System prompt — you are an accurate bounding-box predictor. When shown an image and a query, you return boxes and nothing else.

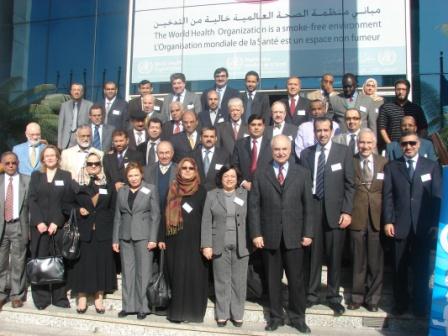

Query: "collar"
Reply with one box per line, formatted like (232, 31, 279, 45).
(76, 144, 91, 153)
(360, 153, 373, 162)
(251, 135, 263, 143)
(273, 160, 289, 170)
(106, 97, 116, 105)
(247, 90, 256, 97)
(404, 153, 419, 163)
(317, 139, 332, 152)
(232, 119, 241, 126)
(202, 146, 215, 154)
(274, 121, 285, 129)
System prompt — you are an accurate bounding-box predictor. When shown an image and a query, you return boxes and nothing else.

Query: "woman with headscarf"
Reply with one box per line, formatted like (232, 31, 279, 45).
(159, 157, 209, 323)
(362, 78, 384, 112)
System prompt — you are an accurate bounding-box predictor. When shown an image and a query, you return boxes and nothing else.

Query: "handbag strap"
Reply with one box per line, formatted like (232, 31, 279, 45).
(159, 249, 165, 269)
(68, 208, 77, 228)
(32, 234, 59, 258)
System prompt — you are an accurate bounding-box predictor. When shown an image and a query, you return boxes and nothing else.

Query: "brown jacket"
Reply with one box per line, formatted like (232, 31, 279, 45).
(350, 153, 387, 231)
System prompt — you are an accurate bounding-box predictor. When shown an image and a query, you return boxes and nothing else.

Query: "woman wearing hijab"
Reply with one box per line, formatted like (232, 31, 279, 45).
(362, 78, 384, 111)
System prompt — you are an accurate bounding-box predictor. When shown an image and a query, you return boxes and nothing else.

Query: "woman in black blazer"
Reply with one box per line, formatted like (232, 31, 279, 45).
(67, 153, 117, 314)
(28, 145, 73, 310)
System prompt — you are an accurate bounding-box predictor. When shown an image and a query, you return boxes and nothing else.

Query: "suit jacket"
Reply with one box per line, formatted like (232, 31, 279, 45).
(386, 139, 437, 162)
(300, 142, 355, 228)
(58, 98, 93, 149)
(201, 86, 240, 120)
(161, 120, 179, 141)
(100, 98, 129, 130)
(215, 121, 248, 155)
(143, 162, 177, 186)
(231, 136, 272, 182)
(161, 90, 202, 120)
(248, 162, 314, 250)
(171, 131, 201, 163)
(198, 109, 227, 128)
(128, 96, 163, 122)
(330, 93, 377, 134)
(382, 156, 441, 239)
(103, 149, 144, 185)
(112, 182, 160, 243)
(201, 187, 249, 257)
(0, 174, 30, 244)
(240, 91, 271, 125)
(264, 123, 298, 141)
(137, 139, 160, 166)
(281, 96, 311, 127)
(350, 154, 387, 231)
(192, 146, 231, 191)
(100, 124, 115, 152)
(127, 128, 148, 151)
(13, 142, 45, 176)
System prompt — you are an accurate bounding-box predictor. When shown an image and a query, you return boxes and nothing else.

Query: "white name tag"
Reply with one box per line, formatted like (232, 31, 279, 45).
(359, 106, 367, 112)
(217, 118, 224, 123)
(375, 108, 379, 114)
(234, 197, 244, 206)
(215, 164, 223, 170)
(187, 104, 194, 109)
(54, 180, 64, 186)
(99, 188, 108, 195)
(112, 109, 120, 116)
(154, 105, 160, 111)
(288, 135, 293, 141)
(182, 202, 193, 213)
(376, 173, 384, 180)
(331, 163, 342, 172)
(124, 162, 129, 168)
(140, 187, 150, 195)
(421, 174, 431, 182)
(243, 133, 250, 137)
(297, 110, 306, 116)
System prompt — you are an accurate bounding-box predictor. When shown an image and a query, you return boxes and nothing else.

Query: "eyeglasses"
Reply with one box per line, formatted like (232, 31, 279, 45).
(3, 161, 17, 166)
(400, 141, 418, 147)
(181, 166, 195, 171)
(86, 161, 101, 167)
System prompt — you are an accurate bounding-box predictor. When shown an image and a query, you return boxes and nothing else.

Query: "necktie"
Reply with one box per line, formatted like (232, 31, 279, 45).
(117, 153, 123, 167)
(233, 122, 239, 140)
(362, 159, 373, 188)
(106, 101, 111, 113)
(5, 177, 13, 222)
(71, 102, 79, 132)
(137, 131, 144, 145)
(289, 97, 296, 117)
(217, 88, 223, 108)
(245, 92, 253, 123)
(203, 150, 211, 175)
(148, 142, 156, 165)
(407, 159, 414, 179)
(30, 146, 37, 167)
(93, 125, 101, 149)
(188, 134, 195, 149)
(349, 134, 356, 154)
(175, 94, 181, 102)
(277, 165, 285, 185)
(250, 139, 258, 174)
(174, 122, 180, 134)
(315, 148, 325, 199)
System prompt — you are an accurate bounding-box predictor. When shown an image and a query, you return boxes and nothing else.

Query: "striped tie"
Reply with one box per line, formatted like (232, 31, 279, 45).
(315, 148, 325, 199)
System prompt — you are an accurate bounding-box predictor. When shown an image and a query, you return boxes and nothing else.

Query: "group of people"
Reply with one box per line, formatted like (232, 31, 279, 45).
(0, 67, 442, 334)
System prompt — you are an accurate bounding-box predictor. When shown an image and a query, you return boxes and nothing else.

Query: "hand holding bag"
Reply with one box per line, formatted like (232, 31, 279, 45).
(62, 208, 80, 260)
(147, 250, 171, 309)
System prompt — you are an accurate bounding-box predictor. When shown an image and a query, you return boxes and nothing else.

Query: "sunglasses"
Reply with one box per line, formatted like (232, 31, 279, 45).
(400, 141, 417, 147)
(3, 161, 17, 166)
(86, 161, 101, 167)
(181, 166, 195, 171)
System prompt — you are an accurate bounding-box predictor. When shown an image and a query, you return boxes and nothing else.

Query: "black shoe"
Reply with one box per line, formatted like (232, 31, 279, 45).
(118, 310, 129, 318)
(265, 320, 284, 331)
(328, 302, 345, 316)
(347, 302, 362, 310)
(216, 320, 227, 327)
(137, 312, 147, 320)
(291, 321, 311, 334)
(36, 305, 48, 310)
(364, 303, 379, 312)
(230, 320, 243, 327)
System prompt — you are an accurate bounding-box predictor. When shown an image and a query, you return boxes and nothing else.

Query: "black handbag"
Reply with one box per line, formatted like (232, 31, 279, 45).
(62, 209, 80, 260)
(26, 235, 65, 285)
(147, 250, 171, 309)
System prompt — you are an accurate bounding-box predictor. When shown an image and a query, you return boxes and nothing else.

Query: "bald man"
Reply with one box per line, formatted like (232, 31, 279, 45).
(13, 122, 46, 176)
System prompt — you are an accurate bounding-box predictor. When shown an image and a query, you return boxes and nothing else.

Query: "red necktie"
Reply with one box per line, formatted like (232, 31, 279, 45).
(174, 122, 180, 134)
(290, 97, 296, 117)
(5, 177, 13, 222)
(277, 165, 284, 185)
(250, 139, 258, 174)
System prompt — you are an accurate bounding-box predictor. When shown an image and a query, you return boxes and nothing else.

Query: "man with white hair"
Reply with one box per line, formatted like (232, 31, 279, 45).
(13, 122, 46, 175)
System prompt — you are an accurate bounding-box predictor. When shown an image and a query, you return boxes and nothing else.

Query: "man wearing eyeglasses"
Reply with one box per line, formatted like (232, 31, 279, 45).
(0, 151, 30, 311)
(333, 109, 363, 155)
(383, 131, 441, 317)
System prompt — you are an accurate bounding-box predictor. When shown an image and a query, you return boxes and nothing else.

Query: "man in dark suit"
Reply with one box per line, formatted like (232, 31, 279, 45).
(347, 129, 387, 312)
(0, 152, 30, 310)
(332, 108, 362, 155)
(192, 127, 231, 191)
(216, 97, 248, 155)
(383, 131, 441, 316)
(281, 76, 311, 127)
(127, 110, 148, 151)
(141, 93, 167, 123)
(137, 118, 163, 166)
(198, 90, 226, 128)
(300, 117, 355, 316)
(161, 101, 184, 141)
(88, 104, 115, 152)
(249, 135, 313, 333)
(100, 81, 129, 130)
(128, 80, 163, 121)
(240, 71, 271, 124)
(232, 114, 272, 191)
(200, 67, 240, 120)
(264, 101, 298, 141)
(171, 111, 201, 163)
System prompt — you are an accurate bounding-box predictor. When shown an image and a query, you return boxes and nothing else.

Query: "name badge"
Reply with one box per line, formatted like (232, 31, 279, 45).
(376, 173, 384, 180)
(375, 108, 379, 114)
(297, 110, 306, 116)
(288, 135, 293, 141)
(124, 162, 129, 168)
(234, 197, 244, 206)
(140, 187, 150, 195)
(215, 164, 223, 170)
(182, 202, 193, 213)
(421, 174, 431, 182)
(243, 133, 250, 137)
(217, 118, 224, 123)
(187, 104, 194, 110)
(54, 180, 64, 186)
(99, 188, 108, 195)
(359, 106, 367, 112)
(331, 163, 342, 172)
(112, 110, 120, 116)
(154, 105, 160, 111)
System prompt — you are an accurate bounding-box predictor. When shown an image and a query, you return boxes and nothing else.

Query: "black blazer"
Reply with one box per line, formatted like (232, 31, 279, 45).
(127, 128, 148, 151)
(161, 120, 178, 141)
(171, 131, 201, 163)
(248, 162, 314, 250)
(240, 91, 271, 125)
(215, 121, 248, 155)
(128, 96, 163, 120)
(281, 96, 311, 127)
(201, 86, 240, 120)
(192, 146, 231, 191)
(231, 136, 272, 182)
(264, 123, 298, 141)
(99, 98, 129, 130)
(382, 157, 442, 239)
(198, 109, 227, 128)
(103, 149, 144, 185)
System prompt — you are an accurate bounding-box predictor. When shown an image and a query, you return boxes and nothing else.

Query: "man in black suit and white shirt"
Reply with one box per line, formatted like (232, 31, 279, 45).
(127, 110, 148, 151)
(128, 80, 163, 120)
(161, 101, 184, 141)
(300, 117, 355, 316)
(89, 104, 115, 152)
(171, 111, 201, 163)
(198, 90, 227, 128)
(281, 76, 311, 127)
(264, 101, 298, 141)
(137, 118, 163, 166)
(100, 81, 129, 130)
(249, 135, 313, 333)
(240, 71, 271, 124)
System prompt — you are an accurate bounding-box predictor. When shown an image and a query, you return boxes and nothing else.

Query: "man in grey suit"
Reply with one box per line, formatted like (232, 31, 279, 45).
(300, 117, 355, 316)
(141, 93, 168, 124)
(332, 108, 362, 155)
(249, 135, 313, 333)
(88, 104, 115, 152)
(0, 152, 30, 310)
(161, 73, 201, 119)
(329, 73, 376, 134)
(264, 101, 298, 141)
(58, 82, 93, 149)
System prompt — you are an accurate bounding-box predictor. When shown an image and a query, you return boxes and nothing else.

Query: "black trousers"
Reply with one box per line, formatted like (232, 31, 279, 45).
(262, 238, 306, 323)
